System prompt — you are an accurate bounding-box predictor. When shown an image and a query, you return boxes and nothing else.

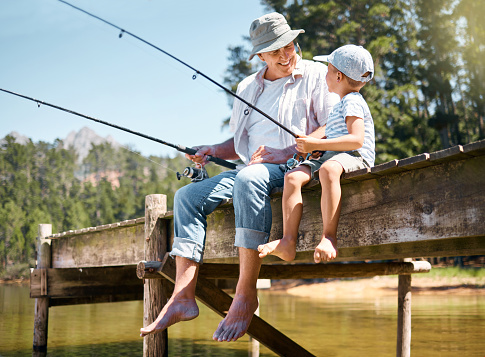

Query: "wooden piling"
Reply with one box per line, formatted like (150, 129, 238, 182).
(32, 224, 52, 356)
(396, 259, 412, 357)
(143, 194, 169, 357)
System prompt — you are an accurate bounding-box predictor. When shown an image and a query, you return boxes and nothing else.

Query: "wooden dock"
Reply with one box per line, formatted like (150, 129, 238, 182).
(30, 140, 485, 356)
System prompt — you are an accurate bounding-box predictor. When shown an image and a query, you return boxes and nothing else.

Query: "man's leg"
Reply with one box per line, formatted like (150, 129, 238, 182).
(212, 247, 261, 341)
(213, 163, 284, 342)
(140, 256, 199, 337)
(141, 171, 237, 337)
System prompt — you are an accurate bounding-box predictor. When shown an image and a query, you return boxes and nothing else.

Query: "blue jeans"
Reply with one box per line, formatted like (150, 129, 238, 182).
(170, 163, 285, 263)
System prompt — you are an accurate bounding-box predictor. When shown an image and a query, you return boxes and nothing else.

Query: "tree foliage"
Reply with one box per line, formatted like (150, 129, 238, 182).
(0, 137, 226, 277)
(225, 0, 484, 163)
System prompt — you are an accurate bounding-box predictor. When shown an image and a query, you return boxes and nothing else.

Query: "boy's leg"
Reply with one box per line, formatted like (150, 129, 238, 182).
(315, 160, 344, 263)
(258, 165, 312, 261)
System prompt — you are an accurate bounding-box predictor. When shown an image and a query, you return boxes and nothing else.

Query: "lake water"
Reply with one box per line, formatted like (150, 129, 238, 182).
(0, 283, 483, 356)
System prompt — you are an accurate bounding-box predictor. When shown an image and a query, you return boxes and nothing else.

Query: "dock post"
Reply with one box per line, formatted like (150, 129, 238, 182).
(396, 259, 412, 357)
(143, 194, 169, 357)
(32, 224, 52, 357)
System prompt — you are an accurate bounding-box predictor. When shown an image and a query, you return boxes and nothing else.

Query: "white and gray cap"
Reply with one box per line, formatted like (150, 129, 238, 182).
(248, 12, 304, 61)
(314, 44, 374, 83)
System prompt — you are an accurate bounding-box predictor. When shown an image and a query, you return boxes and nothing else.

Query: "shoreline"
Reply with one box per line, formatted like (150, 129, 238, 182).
(271, 275, 485, 298)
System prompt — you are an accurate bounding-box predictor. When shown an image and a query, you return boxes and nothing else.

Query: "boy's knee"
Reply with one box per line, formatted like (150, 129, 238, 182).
(284, 169, 309, 187)
(319, 161, 343, 182)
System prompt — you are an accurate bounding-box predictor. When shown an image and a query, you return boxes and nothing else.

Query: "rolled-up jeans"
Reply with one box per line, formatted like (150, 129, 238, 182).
(170, 163, 285, 263)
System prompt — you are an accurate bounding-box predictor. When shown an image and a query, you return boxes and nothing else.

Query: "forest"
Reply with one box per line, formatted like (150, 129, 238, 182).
(1, 0, 484, 278)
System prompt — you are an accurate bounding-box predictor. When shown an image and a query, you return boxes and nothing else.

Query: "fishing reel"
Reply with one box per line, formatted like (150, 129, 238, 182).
(176, 165, 209, 182)
(284, 153, 312, 172)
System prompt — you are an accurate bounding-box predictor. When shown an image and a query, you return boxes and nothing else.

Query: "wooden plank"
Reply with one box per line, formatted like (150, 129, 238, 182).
(462, 139, 485, 156)
(429, 145, 472, 164)
(30, 266, 142, 298)
(51, 222, 146, 268)
(397, 153, 431, 170)
(156, 254, 315, 357)
(49, 293, 144, 307)
(370, 159, 401, 175)
(138, 260, 431, 280)
(203, 155, 485, 263)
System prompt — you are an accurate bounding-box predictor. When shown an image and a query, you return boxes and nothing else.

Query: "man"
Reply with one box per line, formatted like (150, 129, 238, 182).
(140, 12, 339, 342)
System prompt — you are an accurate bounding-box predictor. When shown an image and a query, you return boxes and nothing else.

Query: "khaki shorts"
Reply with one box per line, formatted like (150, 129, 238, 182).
(301, 151, 369, 181)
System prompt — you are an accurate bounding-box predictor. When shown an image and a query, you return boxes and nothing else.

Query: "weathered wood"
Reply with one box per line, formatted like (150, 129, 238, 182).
(49, 293, 143, 307)
(143, 194, 169, 357)
(397, 273, 412, 357)
(203, 154, 485, 263)
(30, 266, 142, 298)
(33, 224, 51, 356)
(137, 260, 431, 280)
(155, 253, 315, 357)
(51, 223, 145, 268)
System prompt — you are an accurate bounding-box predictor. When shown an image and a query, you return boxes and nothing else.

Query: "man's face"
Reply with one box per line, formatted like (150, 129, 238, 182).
(258, 42, 297, 81)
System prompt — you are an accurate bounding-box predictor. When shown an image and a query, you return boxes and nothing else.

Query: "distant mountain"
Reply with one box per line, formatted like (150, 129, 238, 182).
(62, 126, 120, 162)
(0, 131, 30, 145)
(2, 127, 120, 163)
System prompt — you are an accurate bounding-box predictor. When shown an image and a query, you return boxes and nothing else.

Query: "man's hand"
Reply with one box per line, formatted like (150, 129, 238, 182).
(185, 145, 214, 167)
(249, 145, 291, 165)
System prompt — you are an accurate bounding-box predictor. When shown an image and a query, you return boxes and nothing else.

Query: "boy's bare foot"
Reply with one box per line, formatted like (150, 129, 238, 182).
(257, 237, 296, 261)
(212, 292, 259, 342)
(314, 237, 337, 263)
(140, 296, 199, 337)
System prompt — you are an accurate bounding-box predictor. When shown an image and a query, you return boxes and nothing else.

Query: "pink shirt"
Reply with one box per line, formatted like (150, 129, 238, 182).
(229, 58, 339, 165)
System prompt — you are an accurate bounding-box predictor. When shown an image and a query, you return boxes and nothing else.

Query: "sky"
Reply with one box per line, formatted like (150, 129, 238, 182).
(0, 0, 268, 157)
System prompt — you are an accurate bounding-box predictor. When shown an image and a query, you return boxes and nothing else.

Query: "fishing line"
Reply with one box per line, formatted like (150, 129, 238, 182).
(57, 0, 300, 139)
(0, 88, 237, 170)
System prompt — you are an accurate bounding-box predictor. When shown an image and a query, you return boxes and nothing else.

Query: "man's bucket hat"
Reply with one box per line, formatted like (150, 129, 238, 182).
(314, 45, 374, 83)
(249, 12, 304, 60)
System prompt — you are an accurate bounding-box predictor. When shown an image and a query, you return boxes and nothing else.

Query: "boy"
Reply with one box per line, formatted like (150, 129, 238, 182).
(258, 44, 375, 263)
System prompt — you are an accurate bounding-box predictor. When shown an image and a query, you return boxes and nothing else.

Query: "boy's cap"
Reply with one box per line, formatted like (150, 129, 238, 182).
(248, 12, 304, 60)
(314, 45, 374, 82)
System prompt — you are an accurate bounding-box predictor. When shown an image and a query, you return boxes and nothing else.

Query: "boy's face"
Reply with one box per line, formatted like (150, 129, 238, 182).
(258, 42, 297, 81)
(325, 63, 340, 93)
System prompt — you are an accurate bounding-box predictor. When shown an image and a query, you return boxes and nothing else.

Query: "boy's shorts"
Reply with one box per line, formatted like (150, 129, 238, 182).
(301, 150, 369, 181)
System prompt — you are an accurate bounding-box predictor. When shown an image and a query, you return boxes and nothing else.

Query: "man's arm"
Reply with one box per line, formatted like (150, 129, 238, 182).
(185, 137, 240, 166)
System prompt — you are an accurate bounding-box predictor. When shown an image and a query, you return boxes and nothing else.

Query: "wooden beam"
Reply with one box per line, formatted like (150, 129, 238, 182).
(143, 194, 169, 357)
(397, 274, 412, 357)
(33, 224, 51, 356)
(152, 253, 316, 357)
(49, 293, 143, 307)
(30, 266, 142, 298)
(137, 260, 431, 280)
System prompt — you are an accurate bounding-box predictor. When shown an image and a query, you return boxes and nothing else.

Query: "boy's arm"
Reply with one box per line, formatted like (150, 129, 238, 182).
(296, 117, 365, 153)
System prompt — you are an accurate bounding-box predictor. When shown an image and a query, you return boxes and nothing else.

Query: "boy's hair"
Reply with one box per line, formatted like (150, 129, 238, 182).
(343, 71, 372, 89)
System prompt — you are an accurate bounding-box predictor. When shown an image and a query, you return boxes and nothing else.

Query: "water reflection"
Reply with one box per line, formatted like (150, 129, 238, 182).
(0, 284, 483, 356)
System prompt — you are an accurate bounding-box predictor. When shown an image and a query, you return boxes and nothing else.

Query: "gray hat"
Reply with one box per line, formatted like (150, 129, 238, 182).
(248, 12, 304, 61)
(314, 45, 374, 83)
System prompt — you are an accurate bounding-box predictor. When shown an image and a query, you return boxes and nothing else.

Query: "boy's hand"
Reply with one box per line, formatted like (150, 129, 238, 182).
(295, 135, 325, 154)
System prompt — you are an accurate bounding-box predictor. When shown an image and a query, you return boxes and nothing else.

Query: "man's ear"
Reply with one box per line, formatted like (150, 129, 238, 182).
(257, 53, 265, 62)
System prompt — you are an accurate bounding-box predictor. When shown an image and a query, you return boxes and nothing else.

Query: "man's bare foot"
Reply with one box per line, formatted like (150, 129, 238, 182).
(314, 236, 337, 263)
(140, 296, 199, 337)
(257, 237, 296, 261)
(212, 293, 258, 342)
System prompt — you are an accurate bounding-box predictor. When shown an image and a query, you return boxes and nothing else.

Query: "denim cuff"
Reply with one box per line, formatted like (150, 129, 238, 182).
(169, 237, 204, 264)
(234, 227, 269, 251)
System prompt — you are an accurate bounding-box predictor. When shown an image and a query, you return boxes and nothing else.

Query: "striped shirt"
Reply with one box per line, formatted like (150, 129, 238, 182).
(325, 92, 375, 166)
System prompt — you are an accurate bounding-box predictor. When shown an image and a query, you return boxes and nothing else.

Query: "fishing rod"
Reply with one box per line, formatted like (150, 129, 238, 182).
(0, 88, 237, 171)
(57, 0, 300, 139)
